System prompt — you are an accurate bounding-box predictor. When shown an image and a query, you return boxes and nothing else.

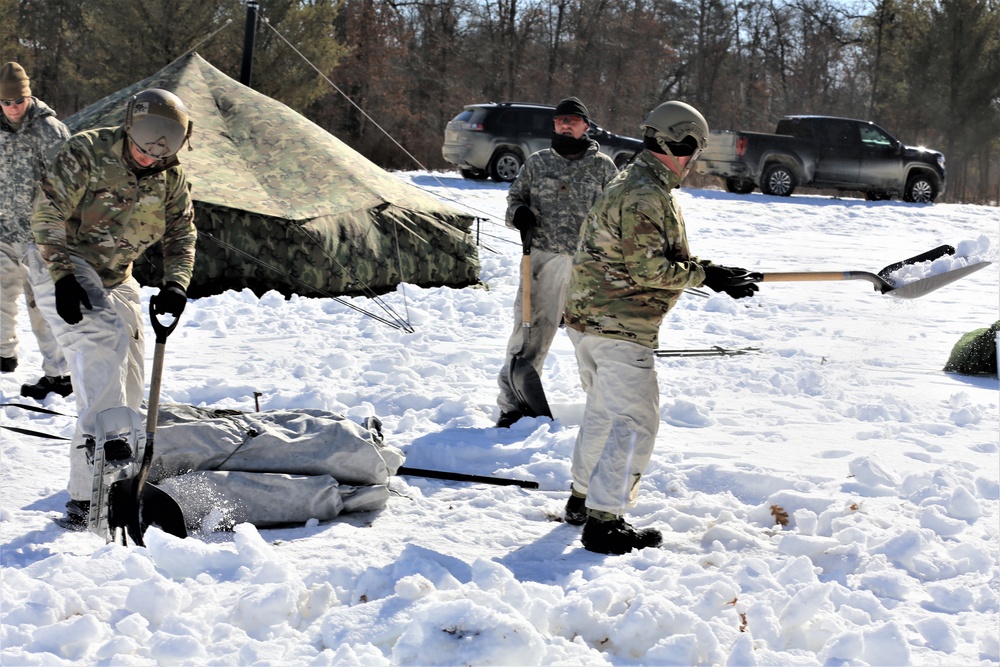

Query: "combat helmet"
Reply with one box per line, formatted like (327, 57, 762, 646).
(640, 101, 709, 161)
(124, 88, 192, 160)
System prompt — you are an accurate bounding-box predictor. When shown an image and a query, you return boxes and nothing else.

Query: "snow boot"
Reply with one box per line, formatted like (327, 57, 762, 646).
(20, 375, 73, 399)
(581, 514, 662, 554)
(1, 356, 16, 373)
(88, 407, 146, 543)
(58, 498, 91, 530)
(496, 410, 524, 428)
(564, 489, 587, 526)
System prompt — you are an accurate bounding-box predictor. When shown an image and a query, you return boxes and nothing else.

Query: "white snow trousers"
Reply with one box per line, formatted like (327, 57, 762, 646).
(25, 245, 145, 501)
(568, 328, 660, 516)
(496, 250, 572, 413)
(1, 241, 68, 376)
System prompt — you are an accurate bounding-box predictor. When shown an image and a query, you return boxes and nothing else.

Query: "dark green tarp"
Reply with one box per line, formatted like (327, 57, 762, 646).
(943, 321, 999, 377)
(64, 53, 480, 299)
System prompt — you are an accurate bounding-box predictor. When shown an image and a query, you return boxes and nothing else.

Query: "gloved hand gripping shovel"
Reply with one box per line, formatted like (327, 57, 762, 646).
(748, 245, 990, 299)
(507, 227, 553, 420)
(124, 300, 187, 546)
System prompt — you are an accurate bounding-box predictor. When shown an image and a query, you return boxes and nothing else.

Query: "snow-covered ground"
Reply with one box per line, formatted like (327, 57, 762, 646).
(1, 171, 998, 666)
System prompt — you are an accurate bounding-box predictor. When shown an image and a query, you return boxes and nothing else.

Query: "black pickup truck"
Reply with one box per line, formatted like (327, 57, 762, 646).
(695, 115, 946, 203)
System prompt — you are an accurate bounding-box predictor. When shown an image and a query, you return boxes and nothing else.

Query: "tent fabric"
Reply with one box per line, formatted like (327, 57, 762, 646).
(148, 403, 404, 529)
(64, 53, 480, 298)
(943, 321, 1000, 377)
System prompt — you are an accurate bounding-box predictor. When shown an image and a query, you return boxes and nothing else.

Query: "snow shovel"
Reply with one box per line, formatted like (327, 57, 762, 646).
(507, 227, 553, 420)
(747, 245, 991, 299)
(124, 299, 188, 546)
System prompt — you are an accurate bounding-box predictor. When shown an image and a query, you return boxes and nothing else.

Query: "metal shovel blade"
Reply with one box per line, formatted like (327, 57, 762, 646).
(886, 261, 991, 299)
(509, 354, 553, 419)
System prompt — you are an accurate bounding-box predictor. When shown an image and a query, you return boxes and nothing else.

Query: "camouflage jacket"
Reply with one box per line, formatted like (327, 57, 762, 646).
(506, 141, 617, 255)
(31, 126, 197, 288)
(564, 151, 706, 348)
(0, 98, 70, 244)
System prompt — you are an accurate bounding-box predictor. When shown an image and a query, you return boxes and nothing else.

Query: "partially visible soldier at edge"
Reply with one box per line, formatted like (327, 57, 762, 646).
(27, 88, 198, 527)
(0, 61, 73, 398)
(495, 96, 619, 428)
(562, 100, 760, 555)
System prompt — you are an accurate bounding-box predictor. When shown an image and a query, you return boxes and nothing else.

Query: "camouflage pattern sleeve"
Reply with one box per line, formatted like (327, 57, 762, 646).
(505, 154, 535, 228)
(620, 190, 703, 291)
(31, 138, 92, 283)
(159, 168, 197, 289)
(39, 116, 71, 165)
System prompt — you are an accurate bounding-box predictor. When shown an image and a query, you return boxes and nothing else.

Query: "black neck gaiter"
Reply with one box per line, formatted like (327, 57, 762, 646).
(551, 133, 591, 159)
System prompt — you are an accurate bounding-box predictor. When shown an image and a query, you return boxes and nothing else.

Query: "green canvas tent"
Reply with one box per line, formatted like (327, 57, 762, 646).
(64, 53, 480, 301)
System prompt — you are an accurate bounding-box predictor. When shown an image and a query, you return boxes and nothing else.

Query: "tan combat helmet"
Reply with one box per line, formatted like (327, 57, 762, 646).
(640, 100, 709, 162)
(124, 88, 193, 160)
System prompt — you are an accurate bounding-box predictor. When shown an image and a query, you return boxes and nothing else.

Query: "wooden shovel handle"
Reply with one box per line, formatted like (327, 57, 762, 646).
(755, 271, 848, 283)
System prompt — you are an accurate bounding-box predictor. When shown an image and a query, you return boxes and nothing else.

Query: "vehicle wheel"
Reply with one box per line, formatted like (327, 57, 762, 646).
(460, 168, 488, 180)
(725, 178, 755, 195)
(489, 150, 523, 182)
(903, 174, 937, 203)
(761, 164, 796, 197)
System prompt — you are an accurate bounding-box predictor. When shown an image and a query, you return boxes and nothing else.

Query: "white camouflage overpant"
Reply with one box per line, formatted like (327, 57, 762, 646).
(0, 241, 68, 377)
(568, 328, 660, 516)
(496, 250, 572, 413)
(25, 245, 145, 502)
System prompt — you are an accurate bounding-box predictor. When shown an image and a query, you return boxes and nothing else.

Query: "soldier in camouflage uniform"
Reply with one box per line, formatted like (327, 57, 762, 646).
(27, 88, 197, 526)
(563, 101, 759, 554)
(496, 97, 618, 428)
(0, 62, 72, 397)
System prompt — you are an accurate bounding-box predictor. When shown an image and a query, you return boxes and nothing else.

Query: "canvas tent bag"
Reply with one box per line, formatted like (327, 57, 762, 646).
(943, 321, 1000, 377)
(148, 404, 404, 530)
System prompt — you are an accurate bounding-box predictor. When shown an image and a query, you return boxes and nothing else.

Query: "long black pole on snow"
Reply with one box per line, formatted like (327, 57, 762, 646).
(240, 0, 258, 86)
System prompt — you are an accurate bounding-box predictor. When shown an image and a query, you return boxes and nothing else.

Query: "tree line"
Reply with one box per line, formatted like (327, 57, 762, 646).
(3, 0, 998, 204)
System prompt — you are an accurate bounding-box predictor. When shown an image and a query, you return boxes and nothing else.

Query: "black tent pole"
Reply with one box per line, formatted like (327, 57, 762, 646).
(240, 1, 258, 87)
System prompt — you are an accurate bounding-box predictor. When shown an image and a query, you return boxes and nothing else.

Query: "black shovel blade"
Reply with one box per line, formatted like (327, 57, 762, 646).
(126, 482, 187, 544)
(509, 354, 553, 420)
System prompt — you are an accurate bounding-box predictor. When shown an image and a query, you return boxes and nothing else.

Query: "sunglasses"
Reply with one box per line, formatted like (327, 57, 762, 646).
(0, 96, 27, 107)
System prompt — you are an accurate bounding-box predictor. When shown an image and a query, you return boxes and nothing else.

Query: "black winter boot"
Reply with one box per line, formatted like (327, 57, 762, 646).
(581, 515, 662, 554)
(62, 499, 91, 530)
(564, 489, 587, 526)
(20, 375, 73, 399)
(496, 410, 524, 428)
(1, 356, 17, 373)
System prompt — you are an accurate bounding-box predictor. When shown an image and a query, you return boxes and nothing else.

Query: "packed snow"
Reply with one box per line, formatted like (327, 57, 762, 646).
(1, 171, 998, 666)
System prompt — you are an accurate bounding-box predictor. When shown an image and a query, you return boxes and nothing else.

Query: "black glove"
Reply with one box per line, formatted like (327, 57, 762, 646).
(54, 275, 93, 325)
(701, 263, 758, 299)
(152, 281, 187, 318)
(511, 206, 537, 233)
(722, 282, 759, 300)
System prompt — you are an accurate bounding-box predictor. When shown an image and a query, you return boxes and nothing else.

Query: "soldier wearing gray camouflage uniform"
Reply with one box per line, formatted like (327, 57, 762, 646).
(496, 97, 618, 428)
(27, 88, 197, 526)
(563, 101, 759, 554)
(0, 61, 72, 397)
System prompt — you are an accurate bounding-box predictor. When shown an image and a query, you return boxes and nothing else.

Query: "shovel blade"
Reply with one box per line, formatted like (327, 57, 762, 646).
(509, 354, 553, 420)
(887, 261, 991, 299)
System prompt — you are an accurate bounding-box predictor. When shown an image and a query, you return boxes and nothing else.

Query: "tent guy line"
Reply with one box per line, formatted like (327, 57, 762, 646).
(205, 233, 414, 332)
